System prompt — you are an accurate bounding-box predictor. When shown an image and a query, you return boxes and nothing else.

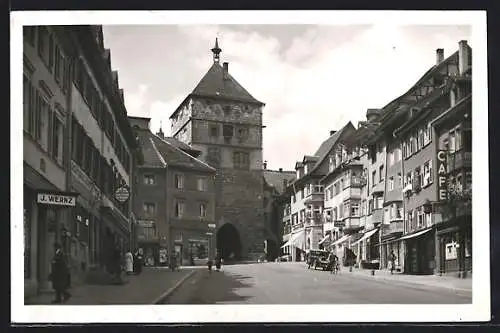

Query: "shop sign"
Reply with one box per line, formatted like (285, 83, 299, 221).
(437, 150, 448, 201)
(37, 192, 78, 207)
(115, 186, 130, 203)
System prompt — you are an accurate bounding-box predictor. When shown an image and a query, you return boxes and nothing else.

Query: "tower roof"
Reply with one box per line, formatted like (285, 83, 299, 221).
(169, 40, 264, 119)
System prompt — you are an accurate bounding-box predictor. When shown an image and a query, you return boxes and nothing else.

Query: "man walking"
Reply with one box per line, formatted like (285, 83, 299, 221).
(389, 250, 397, 275)
(50, 242, 71, 304)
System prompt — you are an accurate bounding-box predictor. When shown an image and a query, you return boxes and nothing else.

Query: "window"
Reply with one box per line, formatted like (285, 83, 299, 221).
(372, 170, 376, 187)
(455, 126, 462, 151)
(394, 147, 400, 162)
(199, 203, 207, 218)
(418, 129, 424, 150)
(36, 91, 50, 149)
(350, 202, 360, 217)
(236, 127, 249, 142)
(175, 200, 185, 218)
(143, 202, 156, 216)
(329, 155, 335, 172)
(344, 203, 350, 217)
(233, 152, 250, 170)
(449, 130, 456, 153)
(423, 124, 432, 146)
(329, 186, 334, 199)
(54, 45, 65, 88)
(397, 173, 402, 188)
(37, 26, 51, 69)
(223, 124, 233, 139)
(425, 212, 432, 227)
(417, 207, 424, 229)
(51, 111, 64, 164)
(340, 178, 345, 189)
(402, 141, 407, 159)
(210, 125, 219, 138)
(207, 147, 221, 167)
(389, 150, 394, 166)
(23, 26, 36, 46)
(143, 175, 155, 185)
(175, 174, 184, 189)
(197, 177, 208, 191)
(338, 204, 344, 219)
(368, 199, 373, 214)
(332, 207, 338, 221)
(423, 160, 433, 187)
(379, 165, 384, 183)
(23, 75, 36, 134)
(389, 177, 394, 191)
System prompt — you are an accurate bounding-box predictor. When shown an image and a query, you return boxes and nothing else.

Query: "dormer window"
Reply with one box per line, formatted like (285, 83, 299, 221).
(329, 155, 335, 172)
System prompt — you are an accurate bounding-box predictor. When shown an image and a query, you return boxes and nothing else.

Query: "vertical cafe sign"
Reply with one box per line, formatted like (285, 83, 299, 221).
(437, 150, 448, 201)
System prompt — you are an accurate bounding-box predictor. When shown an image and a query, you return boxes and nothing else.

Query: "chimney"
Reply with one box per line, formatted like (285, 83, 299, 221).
(279, 168, 283, 172)
(223, 62, 229, 80)
(436, 48, 444, 64)
(263, 160, 267, 169)
(330, 130, 337, 136)
(458, 40, 470, 75)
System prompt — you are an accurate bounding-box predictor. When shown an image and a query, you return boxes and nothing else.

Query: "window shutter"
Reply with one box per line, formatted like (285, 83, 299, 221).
(429, 160, 433, 183)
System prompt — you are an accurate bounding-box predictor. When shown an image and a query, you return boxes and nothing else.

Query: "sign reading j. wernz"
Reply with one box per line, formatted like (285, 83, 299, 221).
(37, 192, 77, 206)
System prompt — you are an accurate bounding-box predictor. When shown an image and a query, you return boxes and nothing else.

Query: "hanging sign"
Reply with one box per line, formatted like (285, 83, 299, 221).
(437, 150, 448, 201)
(115, 186, 130, 203)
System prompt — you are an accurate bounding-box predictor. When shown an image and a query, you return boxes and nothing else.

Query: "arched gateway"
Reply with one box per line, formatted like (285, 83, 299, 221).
(216, 223, 242, 261)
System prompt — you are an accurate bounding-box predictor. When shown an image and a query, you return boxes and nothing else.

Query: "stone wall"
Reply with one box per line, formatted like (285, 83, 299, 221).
(215, 168, 265, 259)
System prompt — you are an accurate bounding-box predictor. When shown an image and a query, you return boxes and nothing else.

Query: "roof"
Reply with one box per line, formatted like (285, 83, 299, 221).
(309, 121, 356, 175)
(162, 136, 201, 157)
(150, 134, 216, 173)
(135, 129, 166, 168)
(263, 170, 296, 194)
(303, 155, 319, 163)
(170, 62, 264, 119)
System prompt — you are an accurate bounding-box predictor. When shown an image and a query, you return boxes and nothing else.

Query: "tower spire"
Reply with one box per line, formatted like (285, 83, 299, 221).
(211, 37, 222, 63)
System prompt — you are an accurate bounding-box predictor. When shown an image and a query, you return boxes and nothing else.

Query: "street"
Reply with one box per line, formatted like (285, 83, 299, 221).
(163, 262, 472, 304)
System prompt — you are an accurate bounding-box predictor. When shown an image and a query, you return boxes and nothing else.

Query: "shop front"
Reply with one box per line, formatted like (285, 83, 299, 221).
(24, 183, 78, 298)
(402, 227, 435, 275)
(436, 216, 472, 277)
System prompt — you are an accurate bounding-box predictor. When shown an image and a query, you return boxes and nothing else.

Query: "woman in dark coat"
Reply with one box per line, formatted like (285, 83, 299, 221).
(50, 242, 71, 304)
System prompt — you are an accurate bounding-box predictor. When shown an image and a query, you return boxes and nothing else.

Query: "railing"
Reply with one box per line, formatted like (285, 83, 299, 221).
(307, 184, 324, 195)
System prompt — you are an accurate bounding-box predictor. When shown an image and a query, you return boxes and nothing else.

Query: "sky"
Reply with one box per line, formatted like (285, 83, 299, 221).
(102, 24, 471, 171)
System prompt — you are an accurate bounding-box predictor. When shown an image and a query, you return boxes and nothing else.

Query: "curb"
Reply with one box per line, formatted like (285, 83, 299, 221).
(152, 270, 196, 304)
(347, 270, 472, 293)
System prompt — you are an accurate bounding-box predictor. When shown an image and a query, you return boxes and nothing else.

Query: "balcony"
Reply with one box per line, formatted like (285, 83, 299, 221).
(447, 151, 472, 173)
(350, 176, 365, 188)
(304, 185, 324, 204)
(292, 222, 304, 231)
(384, 220, 404, 235)
(342, 217, 362, 233)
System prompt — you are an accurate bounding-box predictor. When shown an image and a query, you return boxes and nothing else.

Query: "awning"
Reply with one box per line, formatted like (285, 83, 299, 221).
(351, 228, 379, 246)
(280, 230, 305, 249)
(318, 235, 330, 245)
(400, 227, 432, 240)
(280, 240, 291, 248)
(331, 234, 351, 247)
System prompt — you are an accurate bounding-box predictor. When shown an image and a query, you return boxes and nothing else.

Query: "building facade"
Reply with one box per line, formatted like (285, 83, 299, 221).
(23, 25, 138, 298)
(169, 39, 266, 261)
(279, 40, 472, 278)
(130, 117, 217, 265)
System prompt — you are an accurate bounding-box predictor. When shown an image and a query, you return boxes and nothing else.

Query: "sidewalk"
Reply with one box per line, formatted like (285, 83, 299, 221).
(25, 267, 194, 305)
(346, 267, 472, 292)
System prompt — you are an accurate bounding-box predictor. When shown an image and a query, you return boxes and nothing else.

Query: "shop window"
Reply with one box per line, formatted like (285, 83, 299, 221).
(143, 202, 156, 217)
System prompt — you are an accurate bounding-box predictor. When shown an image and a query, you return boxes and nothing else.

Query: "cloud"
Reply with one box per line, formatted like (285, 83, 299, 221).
(104, 24, 471, 171)
(124, 84, 149, 117)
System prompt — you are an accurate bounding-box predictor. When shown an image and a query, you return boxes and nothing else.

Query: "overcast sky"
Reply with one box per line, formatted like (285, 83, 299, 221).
(102, 24, 471, 171)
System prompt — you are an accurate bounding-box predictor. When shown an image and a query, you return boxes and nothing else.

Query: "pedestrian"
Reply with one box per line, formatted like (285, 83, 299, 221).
(134, 248, 143, 275)
(389, 250, 397, 275)
(124, 250, 134, 275)
(215, 256, 222, 272)
(112, 244, 123, 283)
(49, 242, 71, 304)
(328, 252, 338, 274)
